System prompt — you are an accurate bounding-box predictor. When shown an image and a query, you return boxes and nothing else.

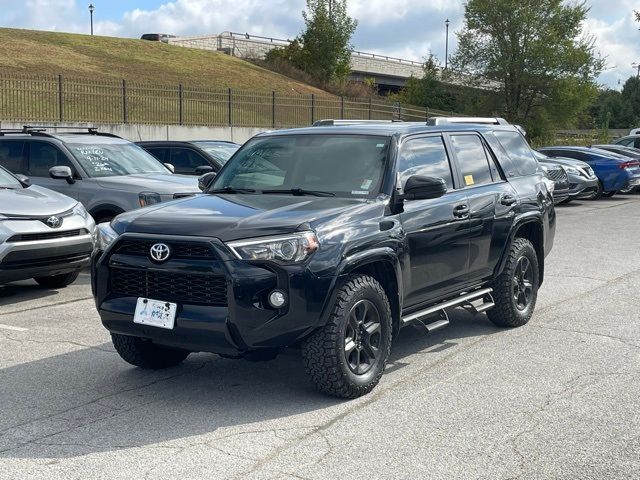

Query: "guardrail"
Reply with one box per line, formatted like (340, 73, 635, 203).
(0, 72, 457, 127)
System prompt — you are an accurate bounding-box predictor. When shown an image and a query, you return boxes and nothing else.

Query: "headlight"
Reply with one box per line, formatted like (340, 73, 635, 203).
(96, 223, 119, 251)
(227, 232, 319, 264)
(72, 202, 89, 219)
(139, 192, 163, 207)
(564, 166, 579, 175)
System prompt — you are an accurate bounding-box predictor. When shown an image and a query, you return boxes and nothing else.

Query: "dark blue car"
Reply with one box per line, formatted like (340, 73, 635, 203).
(538, 146, 640, 199)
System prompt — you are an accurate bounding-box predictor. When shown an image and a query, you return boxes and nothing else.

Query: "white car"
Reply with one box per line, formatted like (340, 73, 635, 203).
(630, 128, 640, 136)
(0, 166, 95, 287)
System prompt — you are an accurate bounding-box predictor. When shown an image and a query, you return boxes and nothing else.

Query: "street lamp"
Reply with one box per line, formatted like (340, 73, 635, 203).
(88, 4, 95, 36)
(445, 19, 450, 70)
(633, 63, 640, 78)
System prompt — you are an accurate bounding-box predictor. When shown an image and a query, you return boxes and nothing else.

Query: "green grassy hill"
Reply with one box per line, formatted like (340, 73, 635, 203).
(0, 28, 326, 95)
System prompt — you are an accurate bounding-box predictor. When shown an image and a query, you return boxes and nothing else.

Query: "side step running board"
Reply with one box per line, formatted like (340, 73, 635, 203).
(401, 288, 494, 325)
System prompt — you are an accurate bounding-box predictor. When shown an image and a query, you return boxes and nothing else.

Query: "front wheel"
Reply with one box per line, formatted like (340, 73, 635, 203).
(487, 238, 539, 328)
(111, 334, 190, 369)
(589, 181, 604, 200)
(34, 270, 80, 289)
(301, 275, 392, 399)
(601, 191, 616, 198)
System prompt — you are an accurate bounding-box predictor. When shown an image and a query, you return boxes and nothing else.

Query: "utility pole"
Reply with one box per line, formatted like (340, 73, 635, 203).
(634, 63, 640, 78)
(88, 4, 95, 35)
(445, 19, 450, 70)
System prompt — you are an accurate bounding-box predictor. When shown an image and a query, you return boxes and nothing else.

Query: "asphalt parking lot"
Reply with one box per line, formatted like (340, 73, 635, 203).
(1, 196, 639, 480)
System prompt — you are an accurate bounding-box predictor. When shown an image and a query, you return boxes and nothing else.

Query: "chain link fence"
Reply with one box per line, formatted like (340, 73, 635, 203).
(0, 72, 456, 128)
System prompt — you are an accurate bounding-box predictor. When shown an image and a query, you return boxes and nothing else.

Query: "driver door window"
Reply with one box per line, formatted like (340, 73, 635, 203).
(27, 142, 75, 177)
(169, 148, 208, 174)
(398, 136, 454, 190)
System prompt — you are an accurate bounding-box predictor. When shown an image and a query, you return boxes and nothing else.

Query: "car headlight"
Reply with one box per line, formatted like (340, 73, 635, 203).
(96, 222, 119, 251)
(564, 166, 579, 175)
(227, 232, 319, 264)
(139, 192, 163, 207)
(72, 202, 89, 219)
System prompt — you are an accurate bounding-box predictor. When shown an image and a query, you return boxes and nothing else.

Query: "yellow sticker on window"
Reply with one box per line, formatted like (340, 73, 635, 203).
(464, 175, 475, 186)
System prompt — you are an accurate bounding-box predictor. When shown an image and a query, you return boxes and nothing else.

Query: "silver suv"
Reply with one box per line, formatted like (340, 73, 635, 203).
(0, 127, 201, 223)
(0, 166, 95, 287)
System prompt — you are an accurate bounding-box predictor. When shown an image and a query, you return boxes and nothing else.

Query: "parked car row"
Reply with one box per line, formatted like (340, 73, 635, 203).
(0, 126, 240, 286)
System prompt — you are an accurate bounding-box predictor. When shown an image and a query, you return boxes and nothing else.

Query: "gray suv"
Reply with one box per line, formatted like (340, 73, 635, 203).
(0, 128, 200, 223)
(0, 165, 95, 286)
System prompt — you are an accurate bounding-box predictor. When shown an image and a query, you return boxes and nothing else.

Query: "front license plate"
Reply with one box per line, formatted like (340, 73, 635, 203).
(134, 298, 177, 330)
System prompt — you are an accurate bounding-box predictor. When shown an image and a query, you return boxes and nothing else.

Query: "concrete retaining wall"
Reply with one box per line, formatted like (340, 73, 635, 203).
(0, 121, 268, 144)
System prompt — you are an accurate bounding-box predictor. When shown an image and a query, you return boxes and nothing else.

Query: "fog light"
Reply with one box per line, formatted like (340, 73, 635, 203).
(268, 290, 287, 308)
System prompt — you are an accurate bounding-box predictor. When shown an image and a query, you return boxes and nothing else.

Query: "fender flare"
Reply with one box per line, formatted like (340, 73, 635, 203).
(89, 204, 126, 222)
(496, 213, 544, 278)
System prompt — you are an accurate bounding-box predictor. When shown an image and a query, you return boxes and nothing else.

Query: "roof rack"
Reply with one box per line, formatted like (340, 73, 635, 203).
(312, 119, 415, 127)
(0, 126, 122, 138)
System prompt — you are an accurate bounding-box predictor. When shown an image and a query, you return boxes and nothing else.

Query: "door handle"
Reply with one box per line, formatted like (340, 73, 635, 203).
(501, 195, 517, 206)
(453, 204, 469, 218)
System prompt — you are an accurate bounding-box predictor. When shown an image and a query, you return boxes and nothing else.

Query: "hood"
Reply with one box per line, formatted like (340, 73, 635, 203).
(0, 185, 76, 217)
(540, 157, 590, 169)
(95, 173, 200, 193)
(113, 193, 386, 242)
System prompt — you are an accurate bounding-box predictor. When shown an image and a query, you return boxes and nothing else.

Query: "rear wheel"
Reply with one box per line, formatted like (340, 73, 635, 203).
(111, 333, 190, 369)
(34, 270, 80, 289)
(488, 238, 539, 328)
(301, 275, 392, 399)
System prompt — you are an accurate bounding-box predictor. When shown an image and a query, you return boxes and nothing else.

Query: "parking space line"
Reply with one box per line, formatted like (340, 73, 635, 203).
(0, 323, 28, 332)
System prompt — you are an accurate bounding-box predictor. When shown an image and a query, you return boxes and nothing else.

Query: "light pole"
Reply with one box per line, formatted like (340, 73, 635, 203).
(88, 4, 95, 36)
(445, 19, 450, 70)
(633, 63, 640, 78)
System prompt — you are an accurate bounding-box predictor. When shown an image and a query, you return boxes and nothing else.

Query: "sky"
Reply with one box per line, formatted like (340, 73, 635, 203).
(0, 0, 638, 88)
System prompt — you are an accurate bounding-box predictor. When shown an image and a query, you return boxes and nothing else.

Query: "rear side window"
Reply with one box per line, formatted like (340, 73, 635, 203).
(398, 136, 453, 189)
(145, 147, 167, 162)
(450, 134, 493, 187)
(494, 131, 538, 176)
(27, 142, 75, 177)
(0, 141, 26, 173)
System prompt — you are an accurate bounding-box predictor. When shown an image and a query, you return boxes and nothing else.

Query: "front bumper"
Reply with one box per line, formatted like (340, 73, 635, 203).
(93, 233, 335, 355)
(0, 216, 95, 284)
(568, 176, 599, 199)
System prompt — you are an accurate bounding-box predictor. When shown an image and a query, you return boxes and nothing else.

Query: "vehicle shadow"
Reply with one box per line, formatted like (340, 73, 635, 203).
(0, 273, 91, 307)
(0, 308, 499, 459)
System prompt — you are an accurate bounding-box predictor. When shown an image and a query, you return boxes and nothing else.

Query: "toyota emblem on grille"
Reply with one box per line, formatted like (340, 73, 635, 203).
(46, 216, 62, 229)
(150, 243, 171, 262)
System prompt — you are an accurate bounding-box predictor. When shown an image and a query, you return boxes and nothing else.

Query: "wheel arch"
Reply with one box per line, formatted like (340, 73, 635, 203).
(89, 204, 126, 223)
(499, 219, 545, 286)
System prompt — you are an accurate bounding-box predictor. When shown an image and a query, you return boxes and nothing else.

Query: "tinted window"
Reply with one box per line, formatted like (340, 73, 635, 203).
(169, 148, 208, 173)
(66, 142, 168, 177)
(494, 131, 537, 176)
(398, 136, 453, 189)
(0, 141, 26, 173)
(450, 135, 493, 187)
(27, 142, 75, 177)
(212, 135, 390, 198)
(145, 147, 167, 162)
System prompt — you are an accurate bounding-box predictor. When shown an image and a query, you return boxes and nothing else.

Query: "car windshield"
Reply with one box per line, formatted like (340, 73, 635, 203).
(67, 142, 169, 178)
(193, 142, 240, 165)
(0, 167, 21, 189)
(209, 134, 390, 198)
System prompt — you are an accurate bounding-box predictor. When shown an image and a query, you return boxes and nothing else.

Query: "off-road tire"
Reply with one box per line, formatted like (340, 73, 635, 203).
(301, 275, 392, 399)
(487, 238, 539, 328)
(34, 270, 81, 289)
(111, 333, 190, 369)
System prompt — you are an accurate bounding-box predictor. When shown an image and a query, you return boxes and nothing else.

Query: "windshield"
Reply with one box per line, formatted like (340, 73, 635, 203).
(67, 142, 169, 178)
(194, 142, 240, 165)
(0, 167, 21, 188)
(210, 135, 390, 198)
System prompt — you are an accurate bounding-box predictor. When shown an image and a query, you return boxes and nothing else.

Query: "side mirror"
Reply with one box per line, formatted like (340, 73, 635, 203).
(195, 165, 214, 175)
(15, 174, 31, 186)
(198, 172, 217, 191)
(49, 166, 75, 184)
(164, 163, 175, 173)
(402, 175, 447, 200)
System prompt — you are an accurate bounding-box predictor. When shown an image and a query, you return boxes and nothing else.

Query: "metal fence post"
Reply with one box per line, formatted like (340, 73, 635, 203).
(178, 84, 184, 125)
(340, 96, 344, 119)
(272, 91, 276, 128)
(368, 97, 372, 120)
(58, 75, 64, 122)
(228, 88, 232, 126)
(425, 107, 429, 122)
(122, 79, 128, 124)
(310, 94, 315, 124)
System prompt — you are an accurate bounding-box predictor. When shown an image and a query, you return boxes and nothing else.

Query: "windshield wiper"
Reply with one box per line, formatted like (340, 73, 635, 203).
(208, 186, 257, 194)
(262, 188, 336, 197)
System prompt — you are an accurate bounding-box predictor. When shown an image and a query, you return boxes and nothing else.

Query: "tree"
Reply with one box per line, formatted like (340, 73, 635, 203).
(452, 0, 603, 135)
(397, 55, 457, 111)
(267, 0, 357, 85)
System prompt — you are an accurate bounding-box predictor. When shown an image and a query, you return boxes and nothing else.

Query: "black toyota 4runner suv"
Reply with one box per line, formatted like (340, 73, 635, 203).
(93, 123, 555, 398)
